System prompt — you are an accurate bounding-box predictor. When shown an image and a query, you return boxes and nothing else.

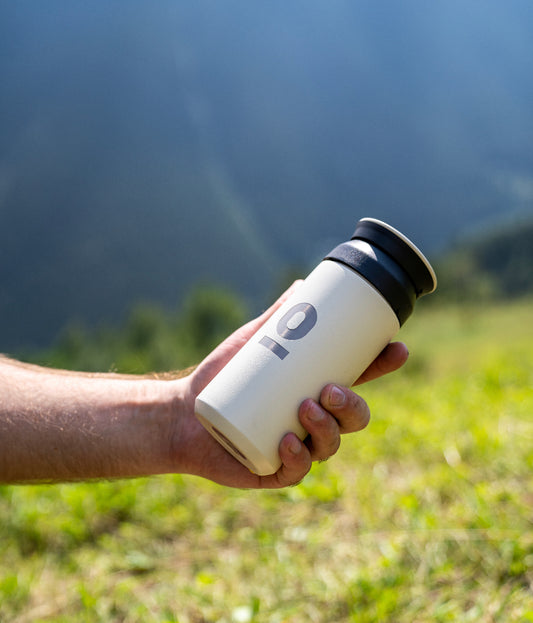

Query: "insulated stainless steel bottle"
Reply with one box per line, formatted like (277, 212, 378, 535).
(195, 218, 437, 475)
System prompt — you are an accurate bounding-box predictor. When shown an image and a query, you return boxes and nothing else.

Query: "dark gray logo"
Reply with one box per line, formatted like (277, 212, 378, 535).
(259, 302, 318, 360)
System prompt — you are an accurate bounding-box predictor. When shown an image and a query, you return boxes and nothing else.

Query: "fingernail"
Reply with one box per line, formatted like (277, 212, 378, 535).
(287, 436, 302, 455)
(329, 385, 346, 407)
(306, 402, 325, 422)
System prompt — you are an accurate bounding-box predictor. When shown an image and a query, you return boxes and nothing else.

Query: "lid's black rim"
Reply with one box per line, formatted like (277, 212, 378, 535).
(352, 219, 436, 296)
(325, 240, 416, 326)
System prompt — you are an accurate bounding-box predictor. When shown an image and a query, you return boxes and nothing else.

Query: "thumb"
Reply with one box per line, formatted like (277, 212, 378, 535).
(190, 280, 303, 395)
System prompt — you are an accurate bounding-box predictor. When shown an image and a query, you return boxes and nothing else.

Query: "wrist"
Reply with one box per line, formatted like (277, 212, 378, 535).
(126, 376, 189, 477)
(164, 374, 201, 476)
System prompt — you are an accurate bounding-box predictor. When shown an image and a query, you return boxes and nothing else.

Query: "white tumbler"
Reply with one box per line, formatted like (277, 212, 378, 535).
(195, 218, 437, 475)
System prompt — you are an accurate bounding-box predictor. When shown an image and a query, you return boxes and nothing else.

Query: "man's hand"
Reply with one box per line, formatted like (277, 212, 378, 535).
(0, 281, 407, 486)
(173, 282, 409, 489)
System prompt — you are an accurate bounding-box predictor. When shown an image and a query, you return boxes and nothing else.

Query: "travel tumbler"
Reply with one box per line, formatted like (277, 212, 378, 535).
(195, 217, 437, 475)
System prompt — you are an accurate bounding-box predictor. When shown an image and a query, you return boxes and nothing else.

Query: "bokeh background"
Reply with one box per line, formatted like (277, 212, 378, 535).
(1, 4, 532, 622)
(1, 0, 532, 354)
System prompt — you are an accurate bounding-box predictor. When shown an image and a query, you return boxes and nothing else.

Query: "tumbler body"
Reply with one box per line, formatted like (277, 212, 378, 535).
(195, 218, 437, 475)
(195, 260, 399, 475)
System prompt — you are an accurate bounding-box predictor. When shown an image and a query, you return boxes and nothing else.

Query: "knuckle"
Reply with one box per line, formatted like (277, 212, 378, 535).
(340, 391, 371, 432)
(325, 436, 341, 459)
(311, 431, 341, 462)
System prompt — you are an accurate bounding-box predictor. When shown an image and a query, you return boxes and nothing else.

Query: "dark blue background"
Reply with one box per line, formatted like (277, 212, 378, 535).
(1, 1, 532, 349)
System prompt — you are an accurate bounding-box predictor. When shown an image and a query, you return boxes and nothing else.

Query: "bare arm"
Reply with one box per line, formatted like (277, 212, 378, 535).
(0, 356, 184, 483)
(0, 283, 408, 487)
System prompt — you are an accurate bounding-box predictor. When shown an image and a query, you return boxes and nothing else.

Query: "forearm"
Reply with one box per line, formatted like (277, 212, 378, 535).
(0, 356, 184, 483)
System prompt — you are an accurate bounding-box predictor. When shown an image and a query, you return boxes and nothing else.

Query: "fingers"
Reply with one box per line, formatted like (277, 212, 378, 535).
(268, 434, 313, 488)
(319, 384, 371, 433)
(266, 342, 407, 485)
(290, 385, 371, 467)
(193, 317, 406, 490)
(190, 280, 303, 394)
(353, 341, 409, 386)
(261, 385, 371, 488)
(253, 433, 311, 489)
(299, 398, 342, 460)
(299, 385, 370, 458)
(236, 279, 304, 345)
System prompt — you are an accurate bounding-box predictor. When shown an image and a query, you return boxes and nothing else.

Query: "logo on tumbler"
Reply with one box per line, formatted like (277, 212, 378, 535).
(259, 302, 318, 360)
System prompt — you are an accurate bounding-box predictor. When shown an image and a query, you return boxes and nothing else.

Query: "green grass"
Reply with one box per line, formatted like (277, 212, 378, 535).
(1, 301, 532, 622)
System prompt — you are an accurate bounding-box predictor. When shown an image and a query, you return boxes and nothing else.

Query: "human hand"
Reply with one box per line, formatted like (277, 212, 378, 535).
(173, 282, 408, 489)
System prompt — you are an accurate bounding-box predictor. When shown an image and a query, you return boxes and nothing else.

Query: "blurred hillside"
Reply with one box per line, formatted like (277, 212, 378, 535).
(22, 218, 533, 374)
(1, 2, 533, 351)
(432, 217, 533, 303)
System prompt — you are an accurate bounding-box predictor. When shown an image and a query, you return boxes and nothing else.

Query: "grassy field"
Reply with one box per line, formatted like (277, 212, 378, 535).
(1, 301, 532, 622)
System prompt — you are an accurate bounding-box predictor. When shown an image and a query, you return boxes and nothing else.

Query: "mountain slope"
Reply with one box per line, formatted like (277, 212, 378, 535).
(1, 2, 532, 350)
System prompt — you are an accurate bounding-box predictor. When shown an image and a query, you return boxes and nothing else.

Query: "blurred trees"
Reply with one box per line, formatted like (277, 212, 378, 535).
(31, 286, 248, 374)
(430, 218, 533, 304)
(23, 217, 533, 373)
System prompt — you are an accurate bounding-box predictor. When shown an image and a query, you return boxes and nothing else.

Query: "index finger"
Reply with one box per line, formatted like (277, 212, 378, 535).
(352, 342, 409, 386)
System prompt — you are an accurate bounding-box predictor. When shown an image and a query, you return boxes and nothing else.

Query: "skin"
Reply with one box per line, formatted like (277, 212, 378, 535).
(0, 282, 408, 488)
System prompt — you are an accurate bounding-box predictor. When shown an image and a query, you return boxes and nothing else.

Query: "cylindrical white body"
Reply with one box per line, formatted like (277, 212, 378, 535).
(195, 260, 400, 475)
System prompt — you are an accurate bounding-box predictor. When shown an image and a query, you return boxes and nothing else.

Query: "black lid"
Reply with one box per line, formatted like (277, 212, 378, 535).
(324, 218, 437, 325)
(352, 218, 437, 297)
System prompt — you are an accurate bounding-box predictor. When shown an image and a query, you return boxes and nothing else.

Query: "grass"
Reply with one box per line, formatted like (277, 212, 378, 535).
(1, 300, 532, 622)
